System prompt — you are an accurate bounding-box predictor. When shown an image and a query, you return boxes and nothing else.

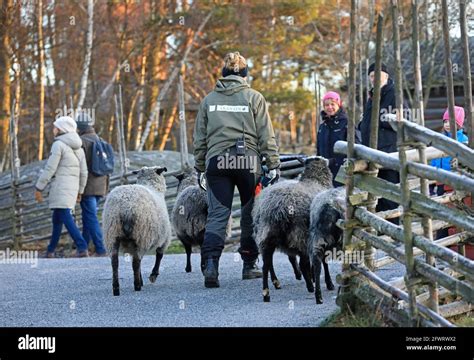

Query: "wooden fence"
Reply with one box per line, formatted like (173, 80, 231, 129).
(0, 154, 307, 251)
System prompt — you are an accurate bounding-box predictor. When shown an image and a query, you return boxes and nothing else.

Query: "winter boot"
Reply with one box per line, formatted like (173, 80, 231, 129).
(242, 260, 262, 280)
(203, 257, 220, 288)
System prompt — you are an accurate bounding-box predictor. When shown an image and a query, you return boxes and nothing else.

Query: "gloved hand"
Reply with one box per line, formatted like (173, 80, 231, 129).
(197, 171, 207, 191)
(35, 190, 43, 203)
(261, 167, 280, 187)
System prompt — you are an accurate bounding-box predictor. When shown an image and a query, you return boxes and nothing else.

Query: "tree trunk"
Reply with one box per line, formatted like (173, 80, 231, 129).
(37, 0, 45, 160)
(157, 100, 178, 151)
(0, 0, 13, 163)
(133, 51, 147, 150)
(137, 10, 213, 151)
(76, 0, 94, 110)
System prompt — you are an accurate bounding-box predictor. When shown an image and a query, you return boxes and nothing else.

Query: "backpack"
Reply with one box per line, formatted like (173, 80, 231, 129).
(90, 138, 115, 176)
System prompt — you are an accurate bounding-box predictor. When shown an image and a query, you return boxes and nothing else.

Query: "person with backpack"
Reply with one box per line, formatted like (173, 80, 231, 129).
(75, 111, 112, 257)
(193, 52, 280, 288)
(35, 116, 89, 258)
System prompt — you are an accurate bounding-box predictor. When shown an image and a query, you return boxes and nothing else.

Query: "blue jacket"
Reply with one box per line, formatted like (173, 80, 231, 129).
(431, 130, 468, 171)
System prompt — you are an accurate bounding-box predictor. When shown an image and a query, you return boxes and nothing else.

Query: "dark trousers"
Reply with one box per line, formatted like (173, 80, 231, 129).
(376, 169, 400, 212)
(376, 169, 400, 225)
(429, 184, 449, 239)
(202, 150, 261, 262)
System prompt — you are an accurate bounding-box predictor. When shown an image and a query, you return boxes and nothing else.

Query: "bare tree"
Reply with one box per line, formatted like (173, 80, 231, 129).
(76, 0, 94, 110)
(137, 10, 213, 152)
(0, 0, 13, 163)
(37, 0, 45, 160)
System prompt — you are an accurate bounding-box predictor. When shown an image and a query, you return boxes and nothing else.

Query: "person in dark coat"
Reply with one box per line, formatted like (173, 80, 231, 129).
(358, 63, 402, 216)
(317, 91, 350, 186)
(75, 111, 109, 256)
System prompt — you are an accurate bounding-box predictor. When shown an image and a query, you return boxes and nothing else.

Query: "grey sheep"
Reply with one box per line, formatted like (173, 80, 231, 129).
(252, 156, 333, 302)
(171, 168, 231, 273)
(309, 187, 345, 304)
(103, 166, 171, 296)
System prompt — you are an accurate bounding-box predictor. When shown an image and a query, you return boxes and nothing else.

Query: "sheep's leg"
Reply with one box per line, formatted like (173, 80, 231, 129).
(299, 256, 315, 293)
(269, 260, 281, 290)
(149, 248, 164, 283)
(132, 254, 142, 292)
(323, 258, 334, 291)
(288, 255, 302, 280)
(184, 242, 192, 273)
(262, 246, 274, 302)
(313, 254, 323, 304)
(112, 240, 120, 296)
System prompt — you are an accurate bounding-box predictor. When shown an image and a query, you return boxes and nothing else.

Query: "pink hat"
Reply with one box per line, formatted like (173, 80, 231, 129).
(322, 91, 342, 106)
(443, 106, 465, 128)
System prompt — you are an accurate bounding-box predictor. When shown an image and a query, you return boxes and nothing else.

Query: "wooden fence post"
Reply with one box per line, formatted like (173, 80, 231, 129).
(178, 73, 190, 170)
(338, 0, 358, 313)
(392, 0, 419, 326)
(115, 85, 128, 184)
(9, 99, 22, 250)
(364, 12, 384, 271)
(412, 0, 438, 313)
(441, 0, 458, 142)
(460, 0, 474, 259)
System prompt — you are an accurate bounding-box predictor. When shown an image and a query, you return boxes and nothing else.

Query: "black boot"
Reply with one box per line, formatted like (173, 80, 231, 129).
(203, 257, 220, 288)
(242, 260, 262, 280)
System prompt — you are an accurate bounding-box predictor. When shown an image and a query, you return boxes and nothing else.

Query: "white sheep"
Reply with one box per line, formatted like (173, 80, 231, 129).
(103, 166, 171, 296)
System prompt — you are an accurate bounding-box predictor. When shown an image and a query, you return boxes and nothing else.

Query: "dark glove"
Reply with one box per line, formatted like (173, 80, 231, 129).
(261, 167, 280, 187)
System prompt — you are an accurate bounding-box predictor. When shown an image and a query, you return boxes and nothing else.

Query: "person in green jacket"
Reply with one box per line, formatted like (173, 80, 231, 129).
(193, 52, 280, 288)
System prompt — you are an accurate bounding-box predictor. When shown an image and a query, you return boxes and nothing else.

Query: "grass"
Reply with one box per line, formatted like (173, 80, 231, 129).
(321, 304, 388, 327)
(164, 240, 186, 254)
(451, 313, 474, 327)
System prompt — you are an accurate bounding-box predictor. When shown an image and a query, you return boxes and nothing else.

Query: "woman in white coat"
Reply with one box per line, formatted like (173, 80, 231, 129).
(35, 116, 89, 257)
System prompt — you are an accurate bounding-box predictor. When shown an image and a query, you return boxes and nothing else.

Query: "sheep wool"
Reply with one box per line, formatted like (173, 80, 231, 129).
(103, 166, 171, 296)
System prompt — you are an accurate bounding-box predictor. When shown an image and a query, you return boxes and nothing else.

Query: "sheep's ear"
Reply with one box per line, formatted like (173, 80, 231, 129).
(304, 155, 318, 165)
(174, 173, 185, 181)
(156, 167, 168, 175)
(132, 170, 139, 175)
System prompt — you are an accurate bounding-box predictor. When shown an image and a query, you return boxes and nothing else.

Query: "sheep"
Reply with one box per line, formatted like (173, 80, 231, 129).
(103, 166, 171, 296)
(252, 156, 333, 302)
(308, 186, 345, 304)
(171, 167, 232, 273)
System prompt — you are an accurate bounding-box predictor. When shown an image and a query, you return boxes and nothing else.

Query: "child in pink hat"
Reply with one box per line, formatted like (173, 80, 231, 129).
(431, 106, 468, 240)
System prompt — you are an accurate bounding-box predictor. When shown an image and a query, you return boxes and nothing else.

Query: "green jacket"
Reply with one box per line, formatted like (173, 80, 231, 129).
(193, 75, 280, 172)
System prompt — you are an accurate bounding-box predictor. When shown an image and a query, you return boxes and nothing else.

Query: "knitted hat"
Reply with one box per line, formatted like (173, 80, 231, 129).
(53, 116, 77, 134)
(75, 111, 94, 130)
(443, 106, 465, 128)
(322, 91, 342, 106)
(368, 62, 389, 76)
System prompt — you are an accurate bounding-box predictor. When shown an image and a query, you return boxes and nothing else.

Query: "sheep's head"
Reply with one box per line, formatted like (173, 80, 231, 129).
(133, 166, 168, 192)
(174, 167, 198, 193)
(299, 156, 333, 187)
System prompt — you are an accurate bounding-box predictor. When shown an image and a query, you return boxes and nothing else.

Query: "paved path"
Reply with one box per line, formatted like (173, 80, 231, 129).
(0, 252, 405, 327)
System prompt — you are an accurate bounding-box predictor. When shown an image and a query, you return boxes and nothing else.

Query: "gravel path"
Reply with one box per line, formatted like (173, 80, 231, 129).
(0, 252, 405, 327)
